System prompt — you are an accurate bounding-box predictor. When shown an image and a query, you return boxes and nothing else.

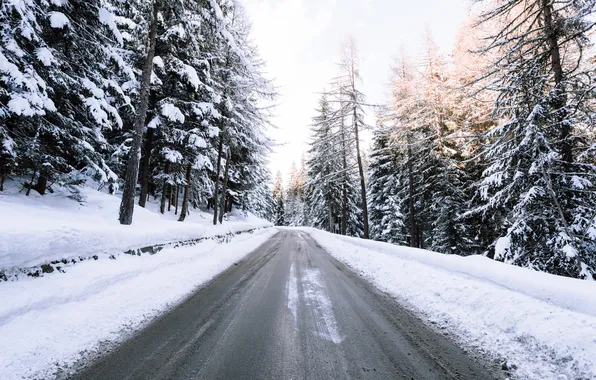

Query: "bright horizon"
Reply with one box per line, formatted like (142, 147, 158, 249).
(241, 0, 472, 184)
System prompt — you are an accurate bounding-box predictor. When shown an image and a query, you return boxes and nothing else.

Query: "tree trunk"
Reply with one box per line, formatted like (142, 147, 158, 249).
(138, 127, 155, 207)
(174, 185, 180, 215)
(168, 177, 172, 212)
(542, 0, 580, 272)
(34, 175, 47, 195)
(26, 170, 36, 196)
(407, 136, 417, 248)
(0, 174, 5, 192)
(353, 107, 369, 239)
(212, 131, 224, 225)
(118, 0, 159, 225)
(341, 113, 348, 235)
(219, 148, 231, 224)
(178, 165, 191, 222)
(542, 0, 570, 162)
(327, 193, 334, 233)
(160, 162, 170, 214)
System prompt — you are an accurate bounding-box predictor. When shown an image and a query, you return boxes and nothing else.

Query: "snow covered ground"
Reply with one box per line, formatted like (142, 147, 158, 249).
(0, 180, 272, 272)
(299, 227, 596, 380)
(0, 227, 278, 380)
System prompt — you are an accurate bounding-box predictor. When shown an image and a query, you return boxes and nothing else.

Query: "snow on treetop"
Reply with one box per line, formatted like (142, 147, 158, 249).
(2, 137, 16, 157)
(35, 48, 56, 67)
(188, 134, 207, 149)
(49, 12, 70, 29)
(161, 103, 185, 124)
(148, 116, 162, 129)
(162, 147, 183, 163)
(99, 8, 124, 46)
(153, 56, 165, 69)
(193, 102, 221, 119)
(83, 78, 105, 99)
(84, 97, 110, 126)
(180, 64, 201, 91)
(8, 95, 50, 117)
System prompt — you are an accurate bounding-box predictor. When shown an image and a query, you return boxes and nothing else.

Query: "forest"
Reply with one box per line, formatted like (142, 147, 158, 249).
(2, 0, 595, 280)
(273, 0, 596, 280)
(1, 0, 274, 224)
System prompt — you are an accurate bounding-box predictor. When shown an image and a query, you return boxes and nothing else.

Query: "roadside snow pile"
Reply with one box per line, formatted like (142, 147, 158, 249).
(301, 228, 596, 380)
(0, 228, 278, 380)
(0, 181, 272, 272)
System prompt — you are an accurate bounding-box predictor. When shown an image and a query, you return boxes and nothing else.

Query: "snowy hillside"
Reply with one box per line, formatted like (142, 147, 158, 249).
(0, 181, 272, 273)
(300, 227, 596, 380)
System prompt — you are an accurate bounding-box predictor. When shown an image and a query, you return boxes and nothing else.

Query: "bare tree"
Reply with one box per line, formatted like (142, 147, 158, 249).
(338, 38, 370, 239)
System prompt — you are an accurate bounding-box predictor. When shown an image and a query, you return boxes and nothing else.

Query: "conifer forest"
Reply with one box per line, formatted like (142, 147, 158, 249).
(2, 0, 596, 280)
(3, 2, 596, 379)
(272, 1, 596, 280)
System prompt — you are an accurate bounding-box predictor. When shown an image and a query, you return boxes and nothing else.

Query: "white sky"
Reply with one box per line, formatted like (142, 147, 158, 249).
(241, 0, 472, 183)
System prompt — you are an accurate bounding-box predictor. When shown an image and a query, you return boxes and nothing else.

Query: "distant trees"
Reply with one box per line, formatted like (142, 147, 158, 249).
(303, 90, 363, 236)
(286, 160, 307, 227)
(273, 171, 285, 226)
(1, 0, 274, 224)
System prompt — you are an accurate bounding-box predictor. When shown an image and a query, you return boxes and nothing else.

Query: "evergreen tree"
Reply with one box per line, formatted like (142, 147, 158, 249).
(0, 0, 274, 224)
(305, 94, 343, 233)
(273, 171, 285, 226)
(368, 121, 406, 244)
(285, 160, 308, 226)
(474, 0, 596, 277)
(2, 0, 133, 196)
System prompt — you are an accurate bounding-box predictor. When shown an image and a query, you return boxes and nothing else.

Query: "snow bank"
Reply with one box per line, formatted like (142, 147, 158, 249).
(0, 181, 272, 271)
(300, 227, 596, 380)
(0, 228, 278, 380)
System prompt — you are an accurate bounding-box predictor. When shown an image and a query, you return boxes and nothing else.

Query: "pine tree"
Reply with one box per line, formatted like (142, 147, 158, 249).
(474, 0, 596, 278)
(368, 121, 406, 244)
(273, 171, 285, 226)
(1, 0, 274, 225)
(305, 93, 343, 233)
(2, 0, 133, 196)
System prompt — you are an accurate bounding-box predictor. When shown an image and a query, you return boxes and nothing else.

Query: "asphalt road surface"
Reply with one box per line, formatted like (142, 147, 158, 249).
(69, 229, 498, 380)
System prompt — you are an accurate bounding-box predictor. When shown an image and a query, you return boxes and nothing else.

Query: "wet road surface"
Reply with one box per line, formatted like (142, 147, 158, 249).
(69, 229, 498, 380)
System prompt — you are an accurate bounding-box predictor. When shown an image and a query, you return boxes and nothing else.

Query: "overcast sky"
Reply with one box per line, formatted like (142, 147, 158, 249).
(240, 0, 472, 183)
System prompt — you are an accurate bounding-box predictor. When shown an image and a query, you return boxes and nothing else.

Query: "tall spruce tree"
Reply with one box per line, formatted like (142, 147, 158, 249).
(305, 93, 343, 233)
(368, 120, 406, 244)
(474, 0, 596, 278)
(1, 0, 274, 225)
(2, 0, 133, 197)
(273, 170, 285, 226)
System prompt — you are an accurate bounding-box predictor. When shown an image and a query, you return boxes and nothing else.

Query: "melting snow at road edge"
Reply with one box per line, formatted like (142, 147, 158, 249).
(286, 256, 342, 344)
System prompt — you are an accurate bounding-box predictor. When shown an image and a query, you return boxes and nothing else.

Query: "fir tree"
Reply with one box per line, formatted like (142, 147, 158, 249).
(273, 171, 285, 226)
(474, 0, 596, 278)
(368, 121, 406, 244)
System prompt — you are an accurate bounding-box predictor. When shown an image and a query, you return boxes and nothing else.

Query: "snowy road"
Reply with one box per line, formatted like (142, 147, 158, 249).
(69, 230, 498, 380)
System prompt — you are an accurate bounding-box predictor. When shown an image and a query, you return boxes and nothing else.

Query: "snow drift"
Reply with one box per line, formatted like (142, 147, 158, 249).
(300, 227, 596, 380)
(0, 228, 277, 380)
(0, 181, 272, 272)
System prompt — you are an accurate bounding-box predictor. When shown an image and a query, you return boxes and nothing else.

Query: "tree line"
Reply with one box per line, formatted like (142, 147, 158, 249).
(276, 0, 596, 280)
(0, 0, 274, 224)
